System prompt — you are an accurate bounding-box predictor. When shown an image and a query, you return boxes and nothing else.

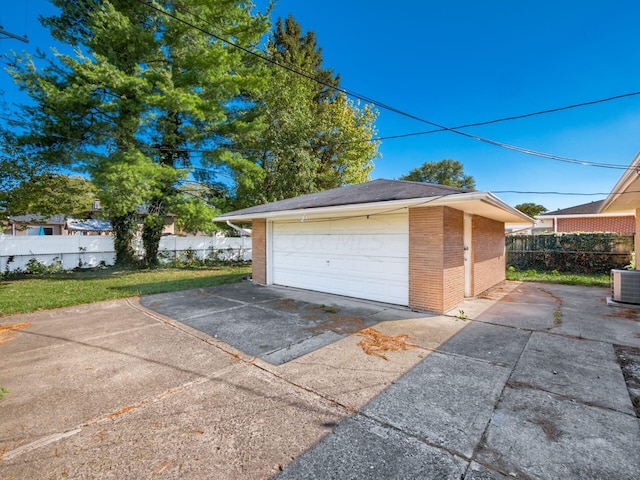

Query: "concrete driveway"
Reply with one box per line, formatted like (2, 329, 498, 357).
(1, 280, 640, 479)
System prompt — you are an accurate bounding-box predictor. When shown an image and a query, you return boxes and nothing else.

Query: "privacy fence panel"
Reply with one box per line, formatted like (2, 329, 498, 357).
(506, 233, 634, 274)
(0, 235, 251, 273)
(0, 235, 115, 272)
(156, 235, 251, 263)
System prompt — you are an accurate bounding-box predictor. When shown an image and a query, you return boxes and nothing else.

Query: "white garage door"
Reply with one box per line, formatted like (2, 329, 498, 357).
(271, 213, 408, 305)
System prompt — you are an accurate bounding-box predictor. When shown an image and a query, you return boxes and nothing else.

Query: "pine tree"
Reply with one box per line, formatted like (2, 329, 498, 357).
(5, 0, 270, 264)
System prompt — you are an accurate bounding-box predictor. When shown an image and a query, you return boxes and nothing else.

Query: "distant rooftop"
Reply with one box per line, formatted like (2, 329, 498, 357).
(541, 200, 605, 216)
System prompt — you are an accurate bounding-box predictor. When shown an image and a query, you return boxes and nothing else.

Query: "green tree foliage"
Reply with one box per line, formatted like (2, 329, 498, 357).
(0, 128, 52, 213)
(515, 202, 547, 218)
(137, 1, 269, 264)
(2, 174, 97, 218)
(213, 15, 379, 209)
(6, 0, 160, 264)
(5, 0, 270, 265)
(400, 159, 476, 190)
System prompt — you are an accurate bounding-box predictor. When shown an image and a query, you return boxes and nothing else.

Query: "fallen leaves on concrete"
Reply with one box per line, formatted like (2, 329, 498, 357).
(305, 314, 367, 335)
(357, 327, 416, 360)
(0, 322, 30, 344)
(606, 308, 639, 321)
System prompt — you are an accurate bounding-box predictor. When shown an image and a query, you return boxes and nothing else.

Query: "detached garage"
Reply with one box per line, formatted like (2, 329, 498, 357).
(216, 179, 532, 314)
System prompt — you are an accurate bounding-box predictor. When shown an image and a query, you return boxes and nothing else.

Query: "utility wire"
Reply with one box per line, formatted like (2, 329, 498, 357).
(373, 90, 640, 143)
(2, 1, 636, 171)
(134, 0, 637, 171)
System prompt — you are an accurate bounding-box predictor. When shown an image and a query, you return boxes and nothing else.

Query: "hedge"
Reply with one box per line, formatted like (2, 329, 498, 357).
(506, 233, 633, 274)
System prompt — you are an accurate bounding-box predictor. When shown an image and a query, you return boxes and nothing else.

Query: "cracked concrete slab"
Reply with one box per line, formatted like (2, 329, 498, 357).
(476, 385, 640, 480)
(276, 414, 468, 480)
(2, 363, 346, 480)
(509, 332, 634, 414)
(362, 351, 512, 458)
(437, 321, 531, 367)
(141, 282, 423, 364)
(473, 301, 557, 330)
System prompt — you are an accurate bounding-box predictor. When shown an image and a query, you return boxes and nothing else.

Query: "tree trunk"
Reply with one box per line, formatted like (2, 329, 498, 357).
(111, 212, 138, 266)
(142, 198, 167, 266)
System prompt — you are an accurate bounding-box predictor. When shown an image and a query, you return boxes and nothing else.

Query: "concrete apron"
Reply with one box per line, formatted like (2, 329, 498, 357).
(1, 281, 640, 479)
(0, 285, 465, 479)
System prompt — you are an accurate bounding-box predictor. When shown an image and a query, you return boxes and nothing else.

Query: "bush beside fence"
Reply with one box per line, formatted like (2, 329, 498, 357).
(506, 233, 633, 274)
(0, 235, 251, 273)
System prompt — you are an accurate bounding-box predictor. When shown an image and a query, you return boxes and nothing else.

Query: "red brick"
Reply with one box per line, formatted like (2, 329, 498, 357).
(556, 216, 634, 234)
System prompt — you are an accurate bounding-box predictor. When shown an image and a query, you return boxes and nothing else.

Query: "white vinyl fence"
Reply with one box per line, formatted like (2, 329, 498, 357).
(0, 235, 251, 273)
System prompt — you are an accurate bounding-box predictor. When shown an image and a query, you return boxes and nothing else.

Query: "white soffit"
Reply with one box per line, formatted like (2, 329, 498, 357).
(601, 152, 640, 213)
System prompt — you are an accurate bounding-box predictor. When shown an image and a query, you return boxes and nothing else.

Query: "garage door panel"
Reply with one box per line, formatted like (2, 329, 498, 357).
(272, 252, 408, 281)
(271, 214, 409, 305)
(272, 268, 407, 306)
(273, 233, 408, 258)
(273, 214, 406, 235)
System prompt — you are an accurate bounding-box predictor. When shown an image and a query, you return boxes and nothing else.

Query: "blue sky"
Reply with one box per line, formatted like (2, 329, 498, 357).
(1, 0, 639, 211)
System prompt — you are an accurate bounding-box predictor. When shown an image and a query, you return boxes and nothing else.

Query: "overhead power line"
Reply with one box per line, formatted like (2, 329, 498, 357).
(2, 2, 635, 172)
(373, 90, 640, 143)
(0, 26, 28, 43)
(134, 0, 637, 171)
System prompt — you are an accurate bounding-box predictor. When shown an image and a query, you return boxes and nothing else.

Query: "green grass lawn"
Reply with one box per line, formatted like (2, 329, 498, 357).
(505, 268, 611, 288)
(0, 265, 251, 317)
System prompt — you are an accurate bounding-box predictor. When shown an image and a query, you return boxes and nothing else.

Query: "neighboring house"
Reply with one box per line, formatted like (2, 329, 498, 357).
(536, 200, 635, 234)
(3, 214, 67, 236)
(3, 209, 176, 236)
(600, 151, 640, 261)
(215, 179, 532, 314)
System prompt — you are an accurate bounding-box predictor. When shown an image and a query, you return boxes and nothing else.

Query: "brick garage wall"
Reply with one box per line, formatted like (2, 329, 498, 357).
(557, 216, 635, 234)
(472, 215, 505, 296)
(251, 219, 267, 284)
(409, 206, 464, 313)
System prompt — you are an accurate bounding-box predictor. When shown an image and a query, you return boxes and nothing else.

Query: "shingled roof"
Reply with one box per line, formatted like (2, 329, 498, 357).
(541, 200, 605, 216)
(216, 179, 470, 218)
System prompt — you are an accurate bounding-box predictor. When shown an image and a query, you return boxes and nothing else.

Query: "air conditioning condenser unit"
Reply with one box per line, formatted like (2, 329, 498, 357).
(611, 269, 640, 304)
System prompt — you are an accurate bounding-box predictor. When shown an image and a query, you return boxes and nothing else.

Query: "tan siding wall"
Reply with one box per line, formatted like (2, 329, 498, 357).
(252, 219, 267, 284)
(409, 206, 464, 314)
(472, 215, 505, 295)
(556, 216, 635, 234)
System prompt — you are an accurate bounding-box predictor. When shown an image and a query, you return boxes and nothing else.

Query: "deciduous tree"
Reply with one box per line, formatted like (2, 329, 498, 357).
(515, 202, 547, 218)
(214, 15, 378, 209)
(400, 159, 476, 190)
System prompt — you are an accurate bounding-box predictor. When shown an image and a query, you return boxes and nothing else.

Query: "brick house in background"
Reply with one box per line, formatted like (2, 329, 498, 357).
(535, 200, 635, 234)
(215, 179, 532, 314)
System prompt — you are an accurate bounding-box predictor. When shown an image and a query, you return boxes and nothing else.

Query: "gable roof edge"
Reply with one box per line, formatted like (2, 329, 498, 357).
(600, 152, 640, 213)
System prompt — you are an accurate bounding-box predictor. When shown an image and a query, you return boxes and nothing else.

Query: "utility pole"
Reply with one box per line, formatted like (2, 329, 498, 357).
(0, 26, 28, 43)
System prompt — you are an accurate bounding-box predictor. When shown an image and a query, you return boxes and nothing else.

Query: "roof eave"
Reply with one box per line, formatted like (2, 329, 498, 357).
(215, 191, 533, 225)
(600, 152, 640, 213)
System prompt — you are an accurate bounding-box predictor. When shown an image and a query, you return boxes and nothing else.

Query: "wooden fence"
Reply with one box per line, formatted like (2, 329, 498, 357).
(506, 233, 634, 274)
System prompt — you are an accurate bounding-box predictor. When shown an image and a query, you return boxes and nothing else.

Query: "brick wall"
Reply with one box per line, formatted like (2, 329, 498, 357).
(252, 218, 267, 284)
(472, 215, 505, 295)
(442, 207, 465, 311)
(408, 206, 464, 313)
(556, 216, 635, 234)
